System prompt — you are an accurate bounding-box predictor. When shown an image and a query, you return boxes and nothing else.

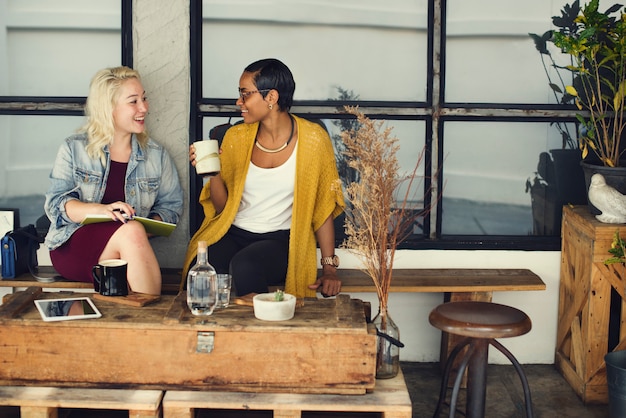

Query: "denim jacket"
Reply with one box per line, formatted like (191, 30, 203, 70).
(44, 133, 183, 250)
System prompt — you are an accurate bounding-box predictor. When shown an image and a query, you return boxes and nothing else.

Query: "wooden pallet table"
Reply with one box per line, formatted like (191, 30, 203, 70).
(556, 205, 626, 404)
(162, 369, 412, 418)
(2, 267, 544, 394)
(0, 291, 375, 395)
(0, 386, 163, 418)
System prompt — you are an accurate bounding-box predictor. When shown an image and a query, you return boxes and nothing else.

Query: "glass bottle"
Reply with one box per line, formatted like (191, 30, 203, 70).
(373, 309, 403, 379)
(186, 241, 217, 316)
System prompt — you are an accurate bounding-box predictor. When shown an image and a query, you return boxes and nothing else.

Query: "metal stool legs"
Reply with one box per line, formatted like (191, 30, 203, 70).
(433, 337, 472, 418)
(490, 339, 534, 418)
(433, 337, 534, 418)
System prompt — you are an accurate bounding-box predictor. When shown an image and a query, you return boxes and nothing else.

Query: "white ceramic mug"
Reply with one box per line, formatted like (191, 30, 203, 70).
(193, 140, 220, 176)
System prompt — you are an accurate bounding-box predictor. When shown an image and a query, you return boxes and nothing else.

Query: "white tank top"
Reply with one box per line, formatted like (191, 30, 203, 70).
(233, 144, 297, 233)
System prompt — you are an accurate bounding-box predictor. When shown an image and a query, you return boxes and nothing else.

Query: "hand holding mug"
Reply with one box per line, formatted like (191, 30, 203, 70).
(192, 140, 220, 176)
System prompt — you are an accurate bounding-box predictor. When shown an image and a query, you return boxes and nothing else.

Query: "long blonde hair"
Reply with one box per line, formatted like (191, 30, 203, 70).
(80, 66, 148, 164)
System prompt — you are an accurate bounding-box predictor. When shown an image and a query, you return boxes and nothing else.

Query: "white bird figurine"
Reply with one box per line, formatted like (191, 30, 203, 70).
(588, 173, 626, 223)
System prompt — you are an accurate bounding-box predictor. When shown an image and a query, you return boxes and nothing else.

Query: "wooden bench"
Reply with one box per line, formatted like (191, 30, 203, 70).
(1, 267, 544, 304)
(162, 369, 411, 418)
(0, 266, 183, 294)
(333, 268, 544, 294)
(0, 386, 163, 418)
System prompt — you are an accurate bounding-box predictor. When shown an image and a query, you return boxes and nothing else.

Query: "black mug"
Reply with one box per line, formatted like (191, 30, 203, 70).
(92, 259, 129, 296)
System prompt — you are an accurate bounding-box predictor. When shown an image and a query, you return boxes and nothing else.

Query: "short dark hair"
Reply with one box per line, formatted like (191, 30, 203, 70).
(244, 58, 295, 111)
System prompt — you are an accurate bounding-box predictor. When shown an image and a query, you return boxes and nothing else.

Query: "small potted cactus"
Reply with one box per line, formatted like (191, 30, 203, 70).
(253, 290, 296, 321)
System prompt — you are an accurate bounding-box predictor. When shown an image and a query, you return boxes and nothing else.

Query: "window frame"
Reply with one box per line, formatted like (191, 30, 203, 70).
(191, 0, 577, 251)
(0, 1, 574, 252)
(0, 1, 132, 117)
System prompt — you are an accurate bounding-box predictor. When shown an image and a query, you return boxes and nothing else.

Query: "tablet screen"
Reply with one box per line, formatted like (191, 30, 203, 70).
(34, 297, 102, 322)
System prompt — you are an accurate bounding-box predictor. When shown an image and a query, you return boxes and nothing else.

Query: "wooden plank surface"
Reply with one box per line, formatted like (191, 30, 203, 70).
(162, 369, 411, 417)
(0, 287, 42, 318)
(3, 292, 372, 332)
(2, 267, 545, 294)
(93, 292, 161, 307)
(0, 267, 183, 294)
(338, 268, 545, 293)
(0, 386, 163, 410)
(0, 278, 92, 289)
(564, 206, 626, 263)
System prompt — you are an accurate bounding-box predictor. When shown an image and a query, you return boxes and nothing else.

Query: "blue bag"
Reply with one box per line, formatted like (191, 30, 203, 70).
(1, 224, 40, 279)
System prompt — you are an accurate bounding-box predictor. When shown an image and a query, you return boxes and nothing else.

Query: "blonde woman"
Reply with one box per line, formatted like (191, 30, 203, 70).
(44, 66, 183, 295)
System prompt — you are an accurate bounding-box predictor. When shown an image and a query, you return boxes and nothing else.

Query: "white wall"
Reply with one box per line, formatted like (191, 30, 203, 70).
(334, 248, 560, 364)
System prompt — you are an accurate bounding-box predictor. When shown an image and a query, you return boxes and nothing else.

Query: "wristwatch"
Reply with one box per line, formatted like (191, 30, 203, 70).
(320, 254, 340, 268)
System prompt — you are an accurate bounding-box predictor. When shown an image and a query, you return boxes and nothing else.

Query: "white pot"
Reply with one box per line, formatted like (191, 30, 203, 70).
(253, 293, 296, 321)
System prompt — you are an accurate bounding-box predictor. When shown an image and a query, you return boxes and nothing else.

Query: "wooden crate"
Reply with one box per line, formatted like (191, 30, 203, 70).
(0, 291, 376, 395)
(162, 369, 412, 418)
(556, 205, 626, 404)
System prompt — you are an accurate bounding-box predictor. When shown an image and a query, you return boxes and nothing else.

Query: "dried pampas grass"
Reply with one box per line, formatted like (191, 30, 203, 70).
(340, 106, 431, 311)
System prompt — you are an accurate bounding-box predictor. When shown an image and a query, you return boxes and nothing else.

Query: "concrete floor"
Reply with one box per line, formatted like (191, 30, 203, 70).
(402, 362, 608, 418)
(0, 362, 610, 417)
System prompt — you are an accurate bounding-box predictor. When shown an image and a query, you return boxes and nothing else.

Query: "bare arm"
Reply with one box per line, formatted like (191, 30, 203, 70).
(308, 215, 342, 297)
(208, 175, 228, 214)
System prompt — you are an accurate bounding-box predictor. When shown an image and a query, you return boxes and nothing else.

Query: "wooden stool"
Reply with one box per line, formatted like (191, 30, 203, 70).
(429, 301, 533, 418)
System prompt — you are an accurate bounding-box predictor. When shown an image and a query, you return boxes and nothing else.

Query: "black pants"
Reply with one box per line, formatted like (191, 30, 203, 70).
(207, 225, 290, 296)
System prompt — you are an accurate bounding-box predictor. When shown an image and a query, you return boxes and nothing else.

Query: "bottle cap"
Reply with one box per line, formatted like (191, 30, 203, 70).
(197, 241, 208, 252)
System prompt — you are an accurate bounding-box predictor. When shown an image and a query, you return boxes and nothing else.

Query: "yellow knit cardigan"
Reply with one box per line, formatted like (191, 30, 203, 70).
(182, 116, 345, 298)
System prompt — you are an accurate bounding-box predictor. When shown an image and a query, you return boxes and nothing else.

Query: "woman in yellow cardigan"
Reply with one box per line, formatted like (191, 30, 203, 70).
(183, 58, 345, 299)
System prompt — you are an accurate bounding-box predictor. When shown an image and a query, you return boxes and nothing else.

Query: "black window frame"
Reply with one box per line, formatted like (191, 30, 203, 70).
(189, 0, 576, 251)
(0, 1, 132, 118)
(0, 1, 574, 252)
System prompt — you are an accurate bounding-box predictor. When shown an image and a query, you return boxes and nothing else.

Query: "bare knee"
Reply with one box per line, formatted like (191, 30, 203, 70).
(100, 220, 151, 260)
(101, 220, 161, 295)
(117, 220, 151, 243)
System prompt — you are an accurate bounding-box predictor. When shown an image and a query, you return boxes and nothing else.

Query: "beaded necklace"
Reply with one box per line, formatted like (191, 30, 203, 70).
(255, 115, 295, 153)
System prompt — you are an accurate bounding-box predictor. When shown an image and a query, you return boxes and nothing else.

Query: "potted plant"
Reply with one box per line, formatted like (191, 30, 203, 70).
(252, 290, 297, 321)
(339, 106, 432, 379)
(527, 0, 591, 234)
(550, 0, 626, 214)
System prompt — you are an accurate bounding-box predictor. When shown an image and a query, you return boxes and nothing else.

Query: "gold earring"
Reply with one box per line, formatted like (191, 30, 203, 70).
(269, 104, 273, 110)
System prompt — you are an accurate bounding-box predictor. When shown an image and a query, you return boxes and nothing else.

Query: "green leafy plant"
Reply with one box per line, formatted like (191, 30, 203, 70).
(331, 87, 361, 186)
(529, 4, 580, 150)
(606, 229, 626, 264)
(551, 0, 626, 167)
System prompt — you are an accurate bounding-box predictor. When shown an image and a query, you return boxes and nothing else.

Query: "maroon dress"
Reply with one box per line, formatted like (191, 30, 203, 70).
(50, 161, 127, 283)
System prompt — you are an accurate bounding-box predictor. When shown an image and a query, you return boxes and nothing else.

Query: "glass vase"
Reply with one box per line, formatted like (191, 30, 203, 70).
(372, 309, 403, 379)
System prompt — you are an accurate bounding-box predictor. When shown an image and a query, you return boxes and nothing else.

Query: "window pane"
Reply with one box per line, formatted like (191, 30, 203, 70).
(0, 115, 82, 226)
(201, 115, 428, 239)
(441, 121, 582, 236)
(3, 0, 120, 96)
(445, 0, 567, 104)
(202, 0, 428, 101)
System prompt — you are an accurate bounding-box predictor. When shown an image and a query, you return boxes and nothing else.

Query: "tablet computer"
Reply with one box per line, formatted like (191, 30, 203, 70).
(34, 297, 102, 322)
